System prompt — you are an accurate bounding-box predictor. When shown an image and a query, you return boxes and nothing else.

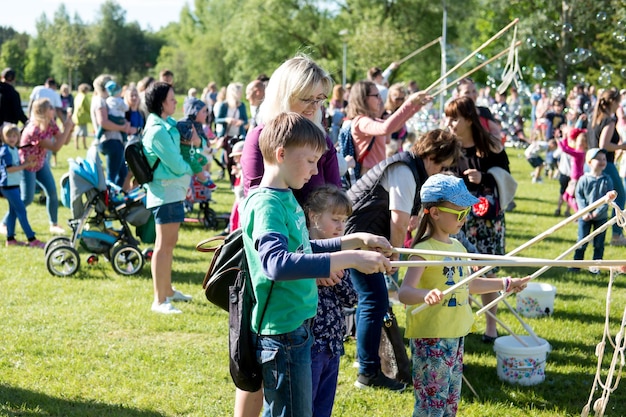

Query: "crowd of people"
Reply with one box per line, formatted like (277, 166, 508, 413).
(1, 57, 626, 417)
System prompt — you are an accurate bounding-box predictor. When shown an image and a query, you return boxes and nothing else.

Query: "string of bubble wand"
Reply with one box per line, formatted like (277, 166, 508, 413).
(581, 268, 626, 417)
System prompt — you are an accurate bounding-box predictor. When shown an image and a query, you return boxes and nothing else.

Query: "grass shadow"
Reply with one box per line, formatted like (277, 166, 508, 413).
(0, 384, 166, 417)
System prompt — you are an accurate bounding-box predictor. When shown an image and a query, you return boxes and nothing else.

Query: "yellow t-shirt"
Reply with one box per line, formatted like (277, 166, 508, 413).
(405, 238, 474, 339)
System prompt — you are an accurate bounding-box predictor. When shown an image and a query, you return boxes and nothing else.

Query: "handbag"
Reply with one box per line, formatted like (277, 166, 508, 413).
(197, 229, 244, 311)
(229, 251, 273, 392)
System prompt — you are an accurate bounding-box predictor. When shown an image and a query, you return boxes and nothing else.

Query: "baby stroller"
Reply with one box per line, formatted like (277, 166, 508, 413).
(184, 175, 224, 229)
(46, 147, 152, 276)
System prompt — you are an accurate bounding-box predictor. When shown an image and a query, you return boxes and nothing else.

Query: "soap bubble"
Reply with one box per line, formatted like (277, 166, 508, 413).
(526, 36, 537, 48)
(620, 68, 626, 79)
(618, 20, 626, 30)
(564, 53, 578, 65)
(571, 74, 586, 84)
(574, 47, 592, 62)
(596, 11, 607, 22)
(544, 81, 566, 99)
(562, 23, 573, 33)
(597, 74, 611, 87)
(613, 32, 626, 43)
(532, 66, 546, 80)
(600, 64, 614, 75)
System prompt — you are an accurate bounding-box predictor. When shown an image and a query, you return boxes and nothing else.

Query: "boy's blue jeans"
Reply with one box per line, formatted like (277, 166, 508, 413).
(255, 321, 314, 417)
(350, 269, 388, 376)
(574, 217, 607, 261)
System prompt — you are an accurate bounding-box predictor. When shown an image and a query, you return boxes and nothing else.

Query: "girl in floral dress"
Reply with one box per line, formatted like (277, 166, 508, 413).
(399, 174, 529, 417)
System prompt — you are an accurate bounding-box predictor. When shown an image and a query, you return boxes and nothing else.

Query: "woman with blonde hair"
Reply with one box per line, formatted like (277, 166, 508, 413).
(327, 84, 346, 143)
(589, 87, 626, 246)
(215, 82, 248, 185)
(383, 83, 410, 155)
(0, 98, 74, 235)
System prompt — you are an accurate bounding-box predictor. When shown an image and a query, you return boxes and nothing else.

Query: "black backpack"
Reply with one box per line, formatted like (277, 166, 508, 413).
(125, 136, 160, 185)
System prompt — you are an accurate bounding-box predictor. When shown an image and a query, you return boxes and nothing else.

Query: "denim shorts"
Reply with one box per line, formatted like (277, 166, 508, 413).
(152, 201, 185, 224)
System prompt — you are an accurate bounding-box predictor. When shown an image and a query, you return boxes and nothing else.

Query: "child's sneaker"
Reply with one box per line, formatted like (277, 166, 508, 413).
(49, 225, 66, 235)
(151, 300, 182, 314)
(0, 223, 6, 235)
(28, 239, 46, 249)
(6, 239, 26, 247)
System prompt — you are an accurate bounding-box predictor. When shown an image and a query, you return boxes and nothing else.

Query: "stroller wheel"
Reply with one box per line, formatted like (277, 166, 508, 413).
(111, 244, 145, 275)
(199, 207, 218, 229)
(44, 236, 71, 256)
(46, 245, 80, 276)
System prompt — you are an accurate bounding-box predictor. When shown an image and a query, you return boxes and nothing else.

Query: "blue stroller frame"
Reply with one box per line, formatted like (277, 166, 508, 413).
(46, 147, 152, 276)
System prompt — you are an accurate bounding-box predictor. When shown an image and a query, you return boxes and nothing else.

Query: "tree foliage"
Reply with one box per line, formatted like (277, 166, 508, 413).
(0, 0, 624, 95)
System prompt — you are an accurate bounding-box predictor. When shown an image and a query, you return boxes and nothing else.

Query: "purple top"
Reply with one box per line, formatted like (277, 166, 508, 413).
(241, 124, 342, 205)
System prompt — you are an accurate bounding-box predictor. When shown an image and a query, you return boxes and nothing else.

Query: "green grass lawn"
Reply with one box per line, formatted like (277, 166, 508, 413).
(1, 145, 626, 417)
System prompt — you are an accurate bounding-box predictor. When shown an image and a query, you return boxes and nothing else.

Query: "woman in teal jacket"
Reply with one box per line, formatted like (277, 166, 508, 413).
(143, 81, 198, 314)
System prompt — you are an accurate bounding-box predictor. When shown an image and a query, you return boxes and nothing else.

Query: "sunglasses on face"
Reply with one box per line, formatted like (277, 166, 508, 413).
(437, 206, 471, 222)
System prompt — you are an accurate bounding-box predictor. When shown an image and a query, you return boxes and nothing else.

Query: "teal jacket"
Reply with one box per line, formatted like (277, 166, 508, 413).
(142, 113, 192, 209)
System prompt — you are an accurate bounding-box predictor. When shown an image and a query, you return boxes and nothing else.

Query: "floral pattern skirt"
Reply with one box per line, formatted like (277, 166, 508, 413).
(464, 210, 506, 274)
(410, 337, 464, 417)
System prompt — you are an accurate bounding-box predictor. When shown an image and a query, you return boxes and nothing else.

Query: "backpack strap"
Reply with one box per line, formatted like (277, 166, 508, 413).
(241, 240, 274, 336)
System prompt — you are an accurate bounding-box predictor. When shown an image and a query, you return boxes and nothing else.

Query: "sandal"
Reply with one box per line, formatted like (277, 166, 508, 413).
(481, 334, 497, 344)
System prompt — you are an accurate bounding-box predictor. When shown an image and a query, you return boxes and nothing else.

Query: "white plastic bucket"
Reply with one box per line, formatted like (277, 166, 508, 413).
(516, 282, 556, 318)
(494, 335, 551, 386)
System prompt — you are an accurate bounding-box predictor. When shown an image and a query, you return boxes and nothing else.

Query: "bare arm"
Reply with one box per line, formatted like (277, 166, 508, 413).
(95, 105, 131, 133)
(599, 121, 626, 152)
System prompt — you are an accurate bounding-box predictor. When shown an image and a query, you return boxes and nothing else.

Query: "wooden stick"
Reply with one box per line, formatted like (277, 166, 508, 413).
(500, 298, 543, 346)
(476, 214, 619, 316)
(397, 37, 442, 65)
(394, 247, 556, 262)
(424, 18, 519, 93)
(411, 191, 617, 316)
(392, 259, 626, 268)
(469, 295, 529, 347)
(430, 41, 521, 97)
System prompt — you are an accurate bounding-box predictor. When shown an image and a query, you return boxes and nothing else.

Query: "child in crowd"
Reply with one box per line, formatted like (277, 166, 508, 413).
(228, 140, 245, 231)
(0, 123, 45, 248)
(177, 98, 215, 187)
(72, 83, 92, 150)
(524, 139, 546, 183)
(572, 148, 613, 274)
(544, 139, 559, 179)
(544, 98, 566, 139)
(558, 127, 588, 214)
(398, 174, 529, 417)
(304, 185, 358, 417)
(95, 80, 128, 141)
(241, 112, 394, 417)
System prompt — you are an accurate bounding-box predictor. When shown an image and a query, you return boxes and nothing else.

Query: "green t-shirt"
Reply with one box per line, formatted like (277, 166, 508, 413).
(405, 238, 474, 339)
(241, 187, 317, 335)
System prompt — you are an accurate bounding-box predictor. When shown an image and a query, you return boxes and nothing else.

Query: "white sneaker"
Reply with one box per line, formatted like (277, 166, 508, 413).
(49, 225, 66, 235)
(168, 288, 192, 302)
(151, 300, 182, 314)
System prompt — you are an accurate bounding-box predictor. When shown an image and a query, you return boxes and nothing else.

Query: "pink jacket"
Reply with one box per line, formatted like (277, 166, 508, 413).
(559, 138, 585, 181)
(351, 100, 421, 171)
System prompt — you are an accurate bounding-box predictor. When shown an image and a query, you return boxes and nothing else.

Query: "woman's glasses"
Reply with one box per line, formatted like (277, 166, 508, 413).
(367, 93, 381, 99)
(299, 96, 327, 106)
(437, 206, 471, 222)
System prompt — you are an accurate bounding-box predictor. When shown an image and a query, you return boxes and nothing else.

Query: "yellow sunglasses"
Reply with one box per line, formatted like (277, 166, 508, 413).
(436, 206, 471, 222)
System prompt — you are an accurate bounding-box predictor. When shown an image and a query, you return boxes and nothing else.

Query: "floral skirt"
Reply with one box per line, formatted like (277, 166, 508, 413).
(464, 210, 506, 274)
(410, 337, 464, 417)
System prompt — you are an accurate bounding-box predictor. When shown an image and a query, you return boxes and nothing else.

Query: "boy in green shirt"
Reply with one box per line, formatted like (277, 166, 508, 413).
(241, 112, 394, 417)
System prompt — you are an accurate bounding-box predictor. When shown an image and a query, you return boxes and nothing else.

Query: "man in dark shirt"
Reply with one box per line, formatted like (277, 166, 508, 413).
(0, 68, 28, 126)
(0, 68, 28, 237)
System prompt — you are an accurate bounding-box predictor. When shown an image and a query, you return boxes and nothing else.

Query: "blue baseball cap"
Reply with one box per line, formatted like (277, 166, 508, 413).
(420, 174, 480, 207)
(105, 80, 121, 96)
